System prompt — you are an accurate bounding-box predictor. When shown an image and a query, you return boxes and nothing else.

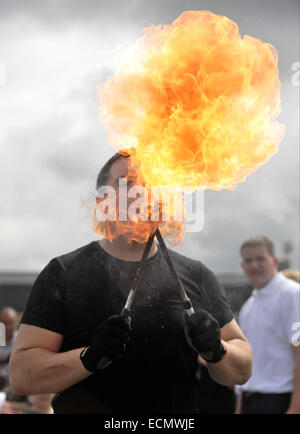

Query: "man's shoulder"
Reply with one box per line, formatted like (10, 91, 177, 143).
(166, 247, 205, 273)
(275, 274, 300, 312)
(54, 241, 97, 271)
(166, 248, 222, 287)
(277, 273, 300, 295)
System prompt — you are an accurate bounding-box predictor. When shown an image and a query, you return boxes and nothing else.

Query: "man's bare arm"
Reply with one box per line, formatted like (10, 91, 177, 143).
(9, 324, 92, 395)
(206, 318, 252, 387)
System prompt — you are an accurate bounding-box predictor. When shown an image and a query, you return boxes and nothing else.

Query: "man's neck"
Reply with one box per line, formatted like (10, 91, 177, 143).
(255, 271, 278, 290)
(99, 237, 157, 262)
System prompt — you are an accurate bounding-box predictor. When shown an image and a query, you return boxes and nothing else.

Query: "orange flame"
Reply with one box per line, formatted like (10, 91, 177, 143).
(97, 10, 285, 243)
(92, 150, 185, 244)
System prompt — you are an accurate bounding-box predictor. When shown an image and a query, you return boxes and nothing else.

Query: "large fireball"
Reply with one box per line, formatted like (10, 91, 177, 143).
(99, 10, 285, 191)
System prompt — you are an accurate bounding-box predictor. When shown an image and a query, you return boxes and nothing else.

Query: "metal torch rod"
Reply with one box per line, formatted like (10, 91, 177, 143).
(155, 229, 195, 317)
(121, 230, 157, 317)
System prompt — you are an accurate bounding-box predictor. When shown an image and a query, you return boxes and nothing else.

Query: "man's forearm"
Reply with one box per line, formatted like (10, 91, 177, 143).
(207, 338, 252, 387)
(10, 347, 92, 395)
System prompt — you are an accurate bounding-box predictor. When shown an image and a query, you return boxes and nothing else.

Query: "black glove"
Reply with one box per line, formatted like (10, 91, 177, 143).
(80, 314, 131, 372)
(185, 309, 226, 363)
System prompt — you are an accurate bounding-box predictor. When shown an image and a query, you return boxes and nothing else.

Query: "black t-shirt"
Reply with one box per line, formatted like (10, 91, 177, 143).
(21, 241, 233, 414)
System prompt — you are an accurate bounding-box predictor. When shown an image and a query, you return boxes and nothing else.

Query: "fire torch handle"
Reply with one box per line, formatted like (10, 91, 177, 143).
(96, 308, 131, 370)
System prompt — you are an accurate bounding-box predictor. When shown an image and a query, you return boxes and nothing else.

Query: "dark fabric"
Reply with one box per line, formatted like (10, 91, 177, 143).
(52, 384, 113, 414)
(21, 241, 233, 414)
(197, 366, 236, 414)
(241, 391, 291, 414)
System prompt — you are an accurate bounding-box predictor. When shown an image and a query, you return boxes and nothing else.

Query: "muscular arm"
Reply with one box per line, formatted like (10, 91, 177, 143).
(206, 318, 252, 387)
(9, 324, 92, 395)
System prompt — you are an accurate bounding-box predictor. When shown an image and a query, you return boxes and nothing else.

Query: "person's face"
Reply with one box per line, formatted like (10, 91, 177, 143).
(107, 157, 139, 190)
(97, 157, 144, 215)
(95, 157, 160, 244)
(241, 245, 279, 289)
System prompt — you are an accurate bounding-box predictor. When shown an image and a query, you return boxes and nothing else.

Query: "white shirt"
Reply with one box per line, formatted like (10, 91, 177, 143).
(238, 272, 300, 393)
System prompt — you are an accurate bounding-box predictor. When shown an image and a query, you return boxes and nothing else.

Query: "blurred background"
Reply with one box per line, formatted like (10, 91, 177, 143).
(0, 0, 299, 315)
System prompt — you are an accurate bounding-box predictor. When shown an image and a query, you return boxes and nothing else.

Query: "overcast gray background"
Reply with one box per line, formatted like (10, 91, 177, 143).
(0, 0, 299, 273)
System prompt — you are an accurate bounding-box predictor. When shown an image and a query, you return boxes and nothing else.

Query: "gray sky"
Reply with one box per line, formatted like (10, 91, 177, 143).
(0, 0, 299, 273)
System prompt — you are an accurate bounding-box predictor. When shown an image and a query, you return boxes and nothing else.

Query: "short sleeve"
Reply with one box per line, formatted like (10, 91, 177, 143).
(20, 258, 66, 335)
(280, 287, 300, 346)
(201, 264, 234, 328)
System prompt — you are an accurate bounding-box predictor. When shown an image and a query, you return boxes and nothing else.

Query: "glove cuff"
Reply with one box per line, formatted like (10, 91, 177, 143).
(199, 341, 227, 363)
(80, 346, 97, 372)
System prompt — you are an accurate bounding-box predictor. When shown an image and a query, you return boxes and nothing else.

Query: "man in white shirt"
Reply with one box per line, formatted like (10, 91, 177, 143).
(236, 236, 300, 414)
